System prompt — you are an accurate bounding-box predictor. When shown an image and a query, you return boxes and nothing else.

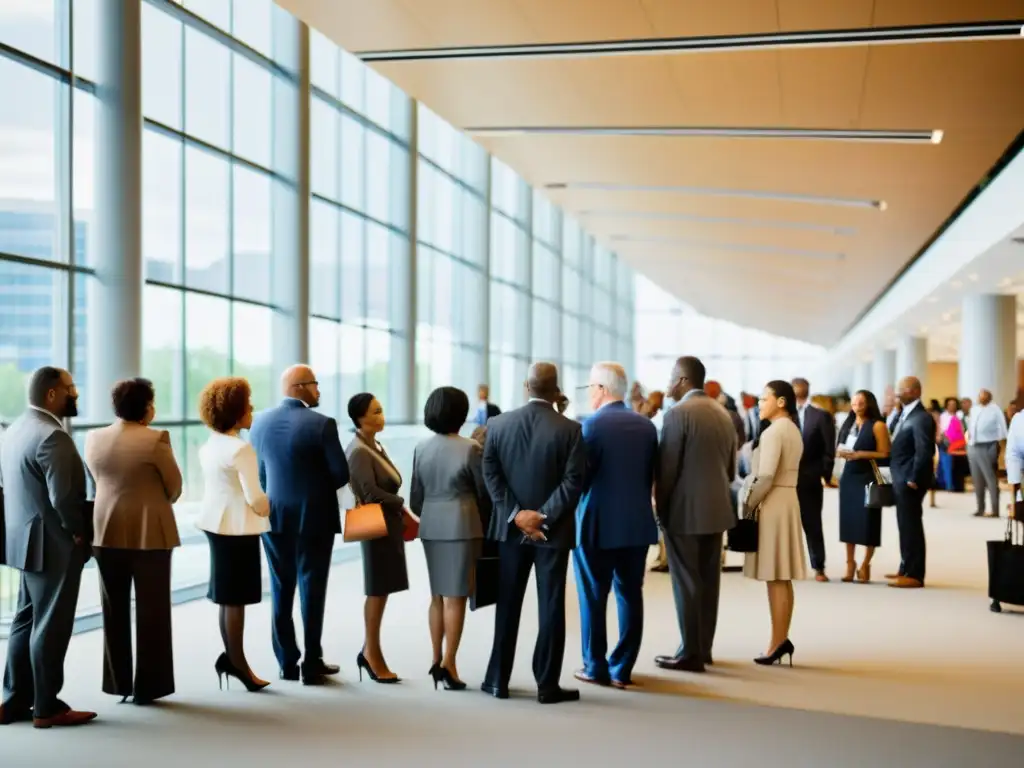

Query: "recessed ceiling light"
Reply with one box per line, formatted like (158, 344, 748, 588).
(466, 126, 943, 144)
(968, 273, 979, 281)
(999, 277, 1014, 287)
(548, 182, 885, 210)
(576, 209, 856, 235)
(950, 279, 963, 288)
(355, 21, 1024, 62)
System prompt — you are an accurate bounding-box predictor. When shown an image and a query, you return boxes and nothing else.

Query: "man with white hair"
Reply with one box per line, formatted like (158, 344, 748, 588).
(571, 362, 659, 689)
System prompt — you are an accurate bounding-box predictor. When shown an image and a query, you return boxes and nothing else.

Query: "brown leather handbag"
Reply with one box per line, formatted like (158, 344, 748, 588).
(342, 503, 388, 543)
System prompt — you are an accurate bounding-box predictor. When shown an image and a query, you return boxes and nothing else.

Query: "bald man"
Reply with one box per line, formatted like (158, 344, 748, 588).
(249, 365, 350, 683)
(888, 377, 935, 588)
(480, 362, 586, 704)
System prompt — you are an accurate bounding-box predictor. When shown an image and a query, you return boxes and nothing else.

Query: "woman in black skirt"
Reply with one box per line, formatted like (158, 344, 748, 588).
(196, 377, 271, 691)
(835, 390, 891, 583)
(346, 393, 408, 684)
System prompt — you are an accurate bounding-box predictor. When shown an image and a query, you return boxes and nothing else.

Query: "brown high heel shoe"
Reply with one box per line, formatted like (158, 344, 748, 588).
(841, 561, 856, 582)
(856, 563, 871, 583)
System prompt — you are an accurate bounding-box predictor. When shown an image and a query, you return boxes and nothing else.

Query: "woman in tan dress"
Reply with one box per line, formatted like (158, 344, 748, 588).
(741, 380, 805, 666)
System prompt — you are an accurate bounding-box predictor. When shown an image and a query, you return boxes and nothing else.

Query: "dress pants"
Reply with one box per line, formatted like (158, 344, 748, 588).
(894, 484, 927, 582)
(797, 479, 826, 571)
(262, 532, 335, 672)
(484, 540, 570, 692)
(572, 545, 648, 684)
(2, 545, 85, 718)
(664, 531, 724, 661)
(94, 547, 175, 701)
(967, 442, 1000, 515)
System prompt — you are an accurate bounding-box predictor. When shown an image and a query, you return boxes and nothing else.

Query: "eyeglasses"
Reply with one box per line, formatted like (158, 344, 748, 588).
(295, 380, 319, 387)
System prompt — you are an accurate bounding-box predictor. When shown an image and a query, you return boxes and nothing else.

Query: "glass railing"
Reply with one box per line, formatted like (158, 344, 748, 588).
(1, 423, 437, 636)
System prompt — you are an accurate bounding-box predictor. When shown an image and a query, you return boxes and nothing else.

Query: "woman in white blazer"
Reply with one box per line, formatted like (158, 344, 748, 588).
(196, 377, 270, 692)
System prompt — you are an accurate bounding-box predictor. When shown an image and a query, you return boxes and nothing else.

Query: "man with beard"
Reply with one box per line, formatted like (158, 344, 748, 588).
(1, 367, 96, 728)
(249, 365, 350, 685)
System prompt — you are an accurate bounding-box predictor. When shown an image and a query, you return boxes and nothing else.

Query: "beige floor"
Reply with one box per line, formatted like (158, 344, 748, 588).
(3, 488, 1024, 767)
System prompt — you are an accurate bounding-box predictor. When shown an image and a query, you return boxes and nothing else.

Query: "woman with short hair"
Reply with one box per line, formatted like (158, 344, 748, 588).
(195, 377, 271, 692)
(86, 377, 183, 704)
(411, 386, 492, 690)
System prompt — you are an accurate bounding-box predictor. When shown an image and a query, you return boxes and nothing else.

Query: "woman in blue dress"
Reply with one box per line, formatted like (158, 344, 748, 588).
(835, 390, 891, 584)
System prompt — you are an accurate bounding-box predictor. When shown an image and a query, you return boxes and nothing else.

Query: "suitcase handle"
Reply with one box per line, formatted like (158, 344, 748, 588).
(1005, 515, 1021, 547)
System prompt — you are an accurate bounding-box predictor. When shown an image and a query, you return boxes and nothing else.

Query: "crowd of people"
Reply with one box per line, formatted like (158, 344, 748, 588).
(2, 359, 1022, 729)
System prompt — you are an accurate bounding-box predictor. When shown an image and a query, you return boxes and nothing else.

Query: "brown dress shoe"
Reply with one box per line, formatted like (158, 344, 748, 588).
(888, 576, 923, 589)
(814, 571, 830, 583)
(884, 572, 902, 580)
(33, 709, 97, 729)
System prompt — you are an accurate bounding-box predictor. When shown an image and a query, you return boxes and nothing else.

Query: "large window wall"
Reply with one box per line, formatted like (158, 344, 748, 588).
(634, 275, 823, 397)
(0, 0, 635, 629)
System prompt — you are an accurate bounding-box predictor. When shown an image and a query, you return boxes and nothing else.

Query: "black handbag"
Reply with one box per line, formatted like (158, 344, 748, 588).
(988, 515, 1024, 611)
(864, 460, 895, 509)
(470, 540, 500, 611)
(727, 507, 759, 553)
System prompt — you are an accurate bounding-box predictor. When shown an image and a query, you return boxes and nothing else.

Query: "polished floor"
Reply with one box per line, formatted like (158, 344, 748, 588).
(3, 489, 1023, 767)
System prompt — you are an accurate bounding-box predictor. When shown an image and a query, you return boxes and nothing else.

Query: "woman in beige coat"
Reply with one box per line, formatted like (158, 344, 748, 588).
(740, 380, 805, 667)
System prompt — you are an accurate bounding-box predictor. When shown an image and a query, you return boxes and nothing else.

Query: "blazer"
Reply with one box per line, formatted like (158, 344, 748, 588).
(0, 409, 88, 573)
(656, 390, 738, 536)
(890, 403, 936, 490)
(346, 434, 404, 522)
(577, 401, 659, 550)
(410, 434, 491, 541)
(482, 400, 586, 550)
(249, 399, 350, 538)
(195, 432, 270, 536)
(798, 404, 836, 485)
(85, 421, 183, 550)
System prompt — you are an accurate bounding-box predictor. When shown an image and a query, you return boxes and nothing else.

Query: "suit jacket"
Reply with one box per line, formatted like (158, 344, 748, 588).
(890, 403, 936, 490)
(85, 421, 183, 549)
(576, 401, 659, 550)
(410, 434, 491, 541)
(656, 391, 737, 536)
(249, 399, 350, 538)
(798, 404, 836, 485)
(482, 400, 586, 550)
(0, 409, 88, 572)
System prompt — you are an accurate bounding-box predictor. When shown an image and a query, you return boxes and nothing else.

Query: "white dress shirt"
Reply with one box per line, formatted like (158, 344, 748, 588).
(1005, 412, 1024, 486)
(196, 432, 270, 535)
(967, 402, 1008, 445)
(893, 399, 921, 435)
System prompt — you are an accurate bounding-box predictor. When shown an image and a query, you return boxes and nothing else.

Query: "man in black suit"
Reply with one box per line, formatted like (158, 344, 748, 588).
(888, 376, 934, 589)
(481, 362, 586, 704)
(792, 378, 836, 582)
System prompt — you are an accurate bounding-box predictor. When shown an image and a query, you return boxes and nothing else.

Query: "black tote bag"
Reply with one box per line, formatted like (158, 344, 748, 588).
(864, 460, 895, 509)
(988, 516, 1024, 610)
(470, 539, 500, 611)
(727, 506, 759, 553)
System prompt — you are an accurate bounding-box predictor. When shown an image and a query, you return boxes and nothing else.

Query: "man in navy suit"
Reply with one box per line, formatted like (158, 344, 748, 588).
(572, 362, 659, 689)
(249, 365, 350, 684)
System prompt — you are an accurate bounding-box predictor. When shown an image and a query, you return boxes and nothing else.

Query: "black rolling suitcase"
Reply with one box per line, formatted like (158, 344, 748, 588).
(987, 505, 1024, 613)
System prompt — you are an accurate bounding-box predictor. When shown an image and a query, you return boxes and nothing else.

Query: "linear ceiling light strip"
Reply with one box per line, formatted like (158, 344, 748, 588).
(611, 235, 844, 260)
(466, 127, 942, 143)
(355, 21, 1024, 62)
(548, 182, 885, 210)
(578, 210, 856, 235)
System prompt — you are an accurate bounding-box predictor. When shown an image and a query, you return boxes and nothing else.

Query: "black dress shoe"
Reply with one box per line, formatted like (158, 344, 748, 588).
(654, 655, 706, 673)
(280, 667, 300, 682)
(537, 687, 580, 704)
(480, 682, 509, 699)
(301, 672, 329, 686)
(0, 703, 33, 725)
(307, 661, 340, 676)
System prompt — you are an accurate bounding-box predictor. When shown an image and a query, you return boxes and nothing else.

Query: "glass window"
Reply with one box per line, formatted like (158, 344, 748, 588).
(232, 303, 273, 410)
(184, 0, 230, 31)
(232, 54, 272, 167)
(142, 3, 183, 127)
(309, 317, 340, 419)
(0, 57, 59, 263)
(184, 27, 230, 149)
(184, 292, 230, 416)
(0, 0, 58, 64)
(340, 115, 365, 211)
(311, 96, 339, 200)
(142, 284, 184, 420)
(340, 210, 366, 321)
(184, 147, 229, 293)
(232, 165, 272, 304)
(310, 199, 340, 319)
(143, 130, 183, 283)
(231, 0, 273, 57)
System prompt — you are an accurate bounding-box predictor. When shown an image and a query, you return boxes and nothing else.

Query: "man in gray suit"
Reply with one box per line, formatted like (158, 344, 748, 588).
(0, 367, 96, 728)
(654, 356, 737, 673)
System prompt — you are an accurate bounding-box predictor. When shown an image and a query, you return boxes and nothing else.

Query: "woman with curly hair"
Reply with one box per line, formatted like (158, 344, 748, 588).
(195, 377, 271, 692)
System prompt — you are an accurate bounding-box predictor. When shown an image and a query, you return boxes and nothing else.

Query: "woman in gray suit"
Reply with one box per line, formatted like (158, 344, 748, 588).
(411, 387, 491, 691)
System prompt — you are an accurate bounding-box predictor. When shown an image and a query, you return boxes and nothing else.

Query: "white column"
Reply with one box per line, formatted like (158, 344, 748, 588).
(87, 0, 143, 418)
(872, 345, 896, 398)
(895, 335, 929, 391)
(959, 294, 1018, 407)
(852, 360, 872, 394)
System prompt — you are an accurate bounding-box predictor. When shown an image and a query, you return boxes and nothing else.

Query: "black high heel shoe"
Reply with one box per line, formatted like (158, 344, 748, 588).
(356, 652, 400, 684)
(754, 639, 795, 667)
(437, 666, 467, 692)
(215, 653, 271, 692)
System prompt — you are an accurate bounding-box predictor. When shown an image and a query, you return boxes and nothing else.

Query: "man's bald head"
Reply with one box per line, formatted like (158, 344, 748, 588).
(978, 389, 992, 406)
(897, 376, 921, 406)
(526, 362, 560, 403)
(281, 364, 320, 407)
